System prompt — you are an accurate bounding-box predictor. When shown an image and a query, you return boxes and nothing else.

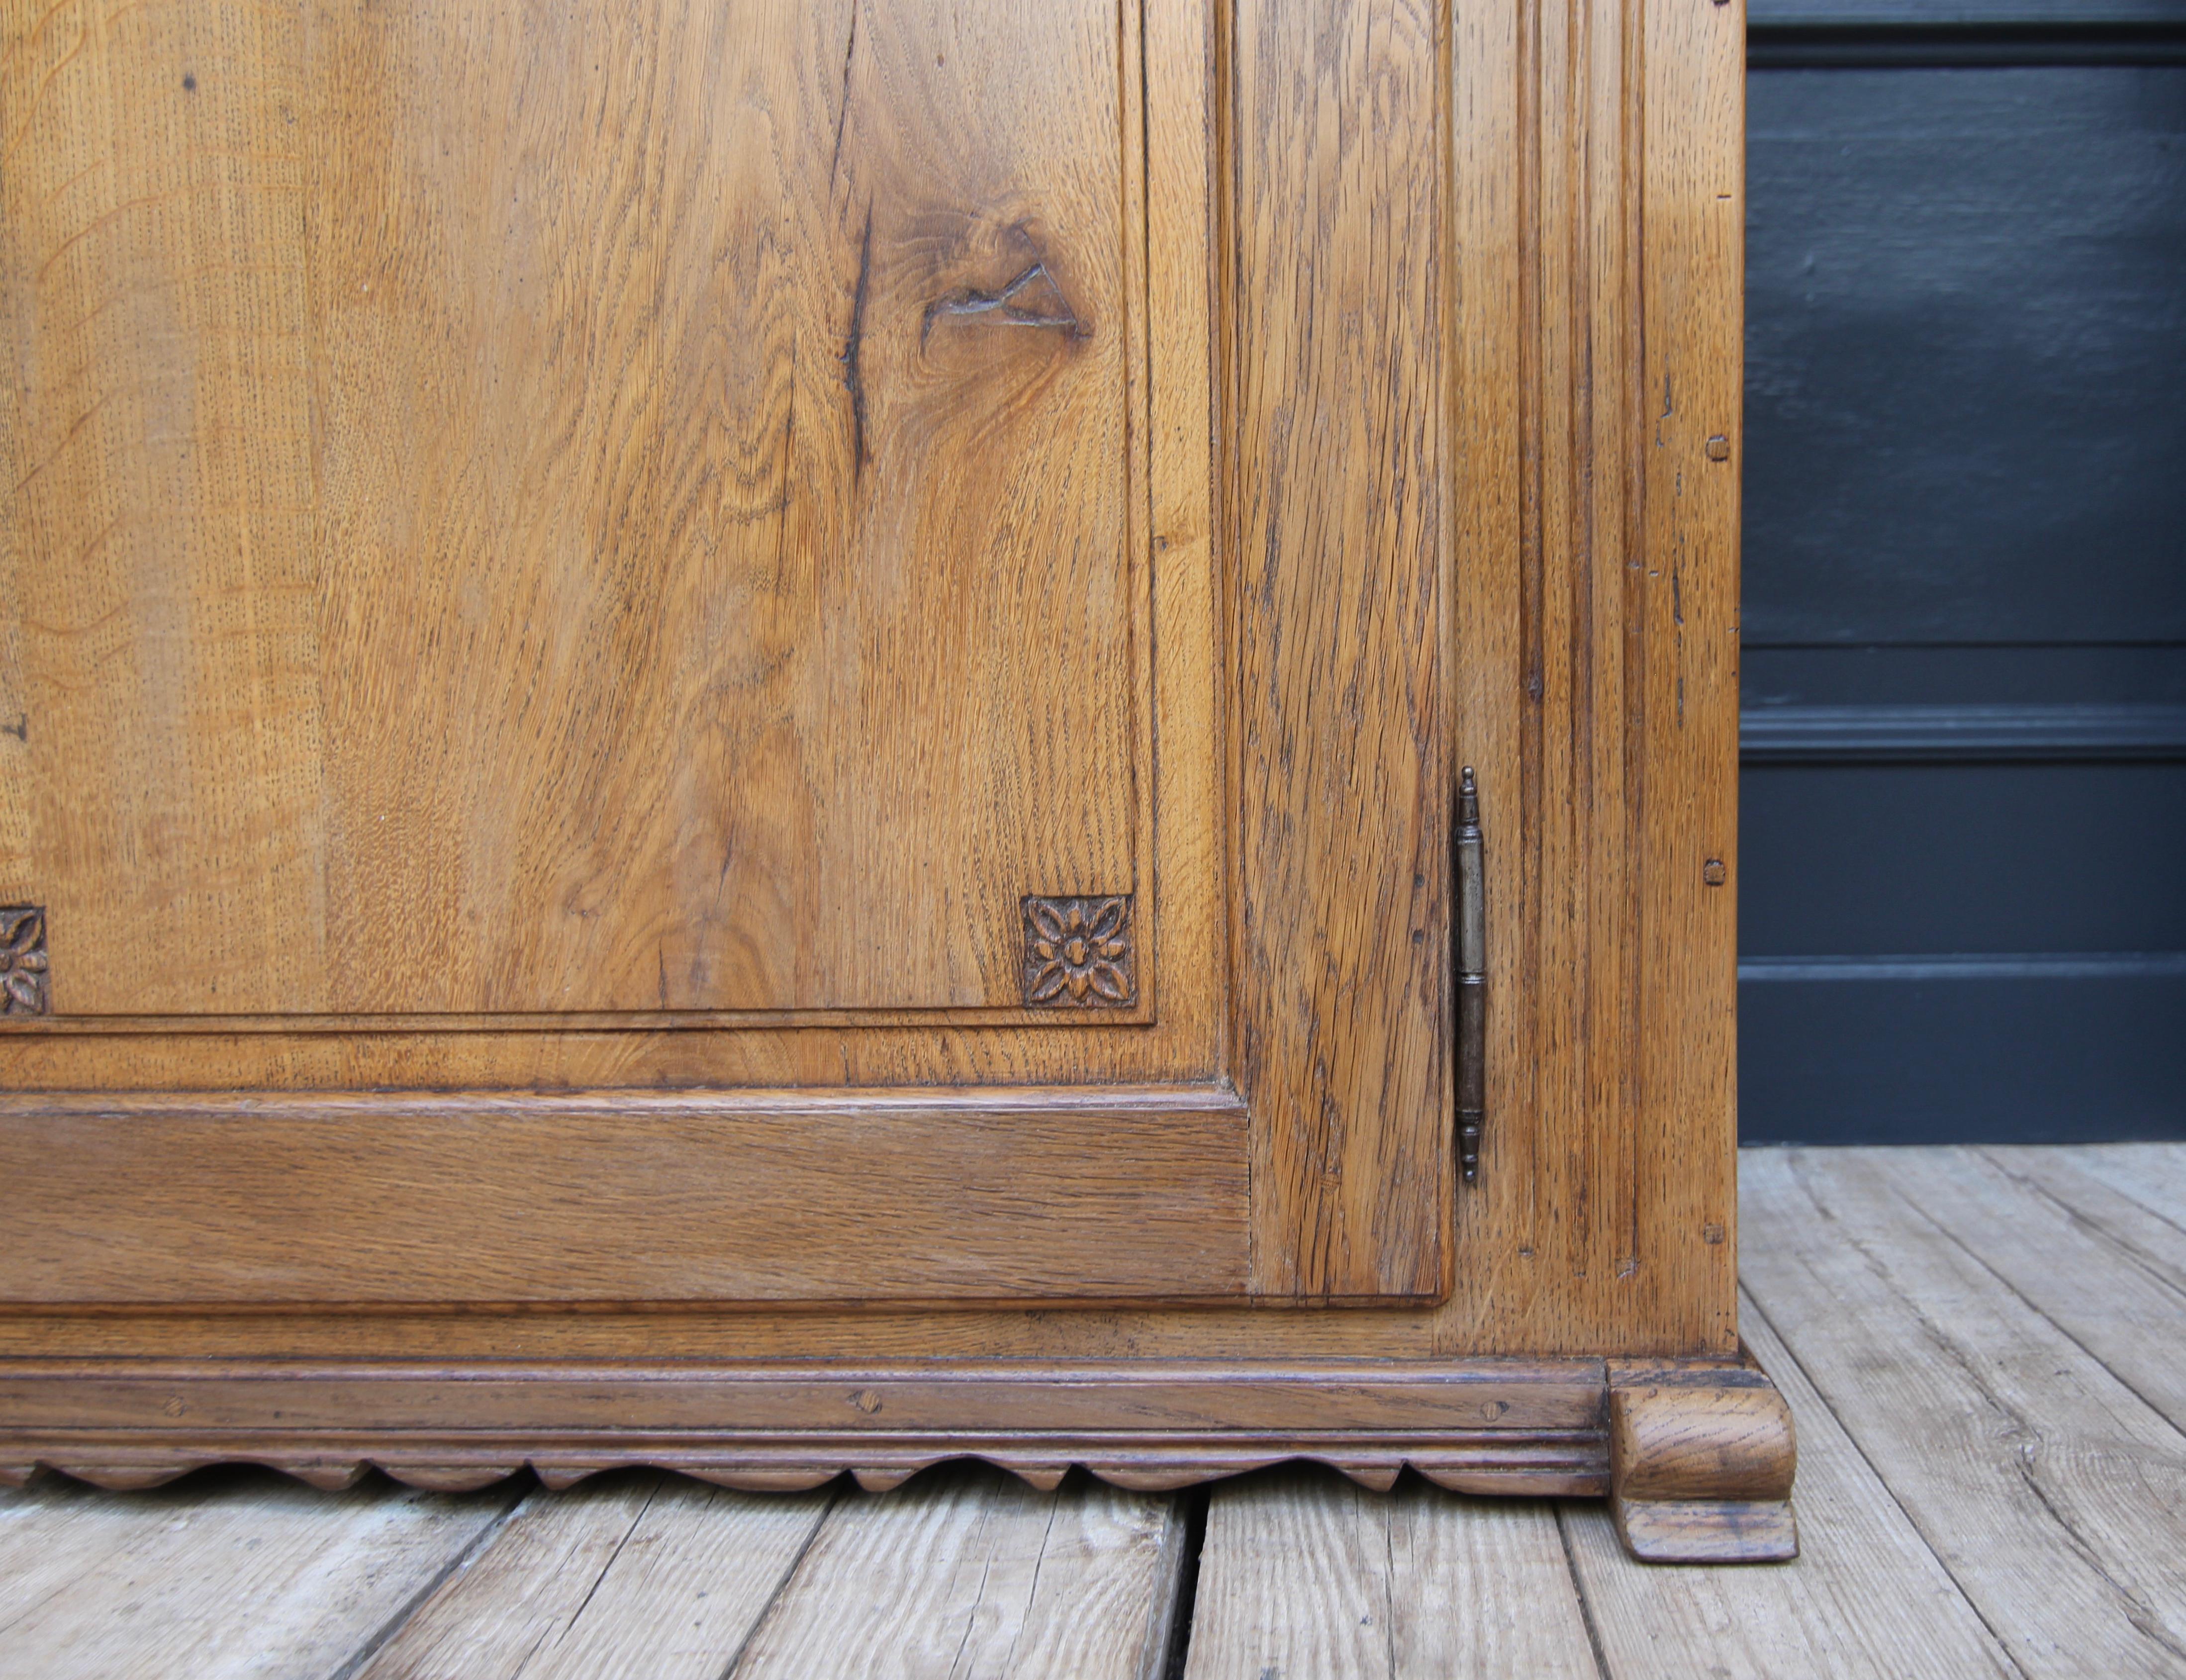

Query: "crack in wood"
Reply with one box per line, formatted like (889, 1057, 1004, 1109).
(841, 206, 874, 478)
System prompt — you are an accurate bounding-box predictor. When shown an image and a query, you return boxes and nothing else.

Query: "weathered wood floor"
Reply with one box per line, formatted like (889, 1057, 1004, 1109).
(5, 1145, 2185, 1678)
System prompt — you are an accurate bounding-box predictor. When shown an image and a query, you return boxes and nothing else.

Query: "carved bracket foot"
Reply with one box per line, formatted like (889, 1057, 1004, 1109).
(1608, 1351, 1799, 1564)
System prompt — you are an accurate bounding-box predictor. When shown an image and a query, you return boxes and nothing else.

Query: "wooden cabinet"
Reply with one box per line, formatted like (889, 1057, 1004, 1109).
(0, 0, 1794, 1559)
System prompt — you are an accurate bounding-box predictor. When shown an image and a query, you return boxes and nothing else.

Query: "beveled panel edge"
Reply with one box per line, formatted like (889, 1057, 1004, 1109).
(0, 1005, 1155, 1035)
(0, 1082, 1245, 1121)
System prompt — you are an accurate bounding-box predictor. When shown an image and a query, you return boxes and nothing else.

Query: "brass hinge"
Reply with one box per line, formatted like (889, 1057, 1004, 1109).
(1455, 768, 1485, 1184)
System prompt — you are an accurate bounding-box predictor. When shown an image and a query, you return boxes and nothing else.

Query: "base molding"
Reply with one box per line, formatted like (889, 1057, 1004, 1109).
(0, 1431, 1605, 1498)
(0, 1352, 1799, 1560)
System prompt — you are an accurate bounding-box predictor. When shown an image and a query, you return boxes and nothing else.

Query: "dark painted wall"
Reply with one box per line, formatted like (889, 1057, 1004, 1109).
(1739, 0, 2186, 1141)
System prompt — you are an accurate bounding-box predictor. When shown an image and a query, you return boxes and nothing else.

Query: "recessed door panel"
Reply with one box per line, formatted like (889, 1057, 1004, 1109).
(0, 0, 1143, 1018)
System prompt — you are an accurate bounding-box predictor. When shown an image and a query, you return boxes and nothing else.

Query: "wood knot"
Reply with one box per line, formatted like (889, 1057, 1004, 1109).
(849, 1389, 884, 1415)
(922, 264, 1088, 349)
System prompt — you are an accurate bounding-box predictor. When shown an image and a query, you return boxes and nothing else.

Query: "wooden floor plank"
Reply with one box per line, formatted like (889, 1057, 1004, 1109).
(1182, 1466, 1601, 1679)
(356, 1470, 832, 1680)
(1559, 1286, 2016, 1680)
(729, 1464, 1187, 1680)
(0, 1468, 515, 1680)
(2004, 1144, 2186, 1307)
(1740, 1146, 2186, 1679)
(1885, 1146, 2186, 1437)
(2048, 1142, 2186, 1223)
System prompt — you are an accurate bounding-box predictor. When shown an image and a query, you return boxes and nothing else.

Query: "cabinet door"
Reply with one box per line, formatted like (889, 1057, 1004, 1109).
(0, 0, 1454, 1310)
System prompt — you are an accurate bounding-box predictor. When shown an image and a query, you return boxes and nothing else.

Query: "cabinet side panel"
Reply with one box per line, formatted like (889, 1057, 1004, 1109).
(1230, 0, 1451, 1299)
(1632, 0, 1742, 1349)
(1446, 0, 1741, 1354)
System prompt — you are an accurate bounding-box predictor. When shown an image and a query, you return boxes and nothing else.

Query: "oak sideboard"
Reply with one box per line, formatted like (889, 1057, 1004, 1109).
(0, 0, 1792, 1562)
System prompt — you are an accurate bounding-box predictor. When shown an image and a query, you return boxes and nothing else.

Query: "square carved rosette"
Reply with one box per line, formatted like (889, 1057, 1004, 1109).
(0, 906, 47, 1016)
(1020, 894, 1135, 1007)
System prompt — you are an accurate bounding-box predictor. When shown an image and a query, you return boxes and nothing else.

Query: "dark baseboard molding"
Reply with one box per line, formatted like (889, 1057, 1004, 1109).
(1741, 951, 2186, 983)
(1751, 24, 2186, 68)
(1740, 703, 2186, 764)
(1751, 1, 2186, 23)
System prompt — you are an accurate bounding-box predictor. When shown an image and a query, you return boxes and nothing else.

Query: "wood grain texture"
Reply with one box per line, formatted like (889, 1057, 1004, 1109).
(2023, 1139, 2186, 1220)
(0, 1358, 1611, 1439)
(1227, 0, 1449, 1299)
(1560, 1291, 2017, 1678)
(1183, 1468, 1603, 1679)
(1891, 1146, 2186, 1438)
(1740, 1147, 2186, 1676)
(1609, 1382, 1795, 1503)
(356, 1473, 833, 1680)
(1610, 1496, 1796, 1566)
(1987, 1142, 2186, 1318)
(0, 0, 326, 1022)
(0, 0, 1237, 1092)
(0, 1087, 1250, 1305)
(1442, 0, 1746, 1354)
(0, 0, 1144, 1019)
(1219, 0, 1747, 1324)
(0, 1468, 515, 1678)
(728, 1465, 1188, 1680)
(1606, 1370, 1797, 1562)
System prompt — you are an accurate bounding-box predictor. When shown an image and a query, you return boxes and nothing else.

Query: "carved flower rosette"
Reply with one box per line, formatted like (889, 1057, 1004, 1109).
(0, 904, 48, 1016)
(1021, 895, 1134, 1008)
